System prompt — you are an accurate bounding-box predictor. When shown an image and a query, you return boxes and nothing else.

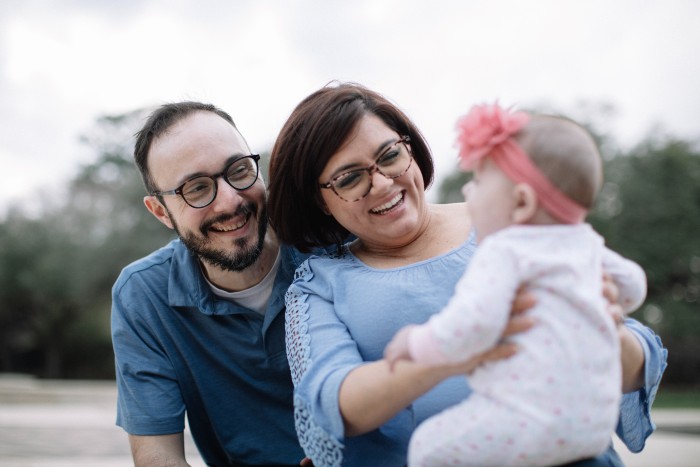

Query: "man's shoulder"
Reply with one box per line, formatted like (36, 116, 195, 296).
(114, 239, 181, 290)
(283, 243, 343, 269)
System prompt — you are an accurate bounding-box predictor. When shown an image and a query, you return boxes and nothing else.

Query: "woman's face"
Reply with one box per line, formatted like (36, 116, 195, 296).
(318, 113, 428, 248)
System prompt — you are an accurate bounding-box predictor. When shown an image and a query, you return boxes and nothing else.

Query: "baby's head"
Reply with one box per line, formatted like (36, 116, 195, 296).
(457, 104, 602, 241)
(516, 115, 602, 211)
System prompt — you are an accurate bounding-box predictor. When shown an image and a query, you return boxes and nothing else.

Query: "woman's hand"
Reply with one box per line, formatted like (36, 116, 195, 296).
(602, 271, 624, 325)
(603, 272, 645, 392)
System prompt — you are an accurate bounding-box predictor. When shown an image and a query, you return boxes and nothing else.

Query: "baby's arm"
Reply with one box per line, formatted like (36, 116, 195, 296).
(602, 247, 647, 313)
(386, 239, 521, 367)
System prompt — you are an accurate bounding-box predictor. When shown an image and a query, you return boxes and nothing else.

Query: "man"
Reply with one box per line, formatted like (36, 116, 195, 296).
(112, 102, 314, 466)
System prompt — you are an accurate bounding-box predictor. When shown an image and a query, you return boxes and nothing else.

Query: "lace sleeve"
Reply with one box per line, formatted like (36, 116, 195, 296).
(285, 263, 312, 386)
(285, 259, 348, 466)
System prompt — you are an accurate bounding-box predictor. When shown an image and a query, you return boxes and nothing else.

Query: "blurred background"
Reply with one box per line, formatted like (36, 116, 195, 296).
(0, 0, 698, 464)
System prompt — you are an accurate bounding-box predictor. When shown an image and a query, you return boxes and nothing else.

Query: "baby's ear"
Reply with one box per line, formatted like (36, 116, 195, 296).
(512, 183, 538, 224)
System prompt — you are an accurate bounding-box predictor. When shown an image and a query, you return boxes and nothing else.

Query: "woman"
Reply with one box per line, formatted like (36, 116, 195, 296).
(267, 82, 666, 466)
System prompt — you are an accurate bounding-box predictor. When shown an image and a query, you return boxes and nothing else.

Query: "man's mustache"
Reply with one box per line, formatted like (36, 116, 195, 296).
(200, 203, 257, 235)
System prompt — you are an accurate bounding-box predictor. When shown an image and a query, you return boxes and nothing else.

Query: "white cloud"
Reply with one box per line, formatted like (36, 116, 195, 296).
(1, 0, 699, 215)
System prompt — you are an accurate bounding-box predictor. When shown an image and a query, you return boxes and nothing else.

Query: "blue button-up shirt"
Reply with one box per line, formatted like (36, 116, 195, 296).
(112, 239, 312, 466)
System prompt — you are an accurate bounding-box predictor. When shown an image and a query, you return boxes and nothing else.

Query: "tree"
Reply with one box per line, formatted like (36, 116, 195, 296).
(589, 138, 700, 385)
(0, 109, 174, 378)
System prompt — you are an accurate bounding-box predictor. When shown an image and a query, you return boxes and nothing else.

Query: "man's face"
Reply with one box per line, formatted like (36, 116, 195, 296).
(145, 111, 268, 272)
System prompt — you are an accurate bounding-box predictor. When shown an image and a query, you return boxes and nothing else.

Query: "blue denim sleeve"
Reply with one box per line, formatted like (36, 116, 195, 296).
(615, 318, 668, 452)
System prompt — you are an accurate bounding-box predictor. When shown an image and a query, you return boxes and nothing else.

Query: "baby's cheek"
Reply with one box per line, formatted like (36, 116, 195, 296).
(462, 182, 472, 201)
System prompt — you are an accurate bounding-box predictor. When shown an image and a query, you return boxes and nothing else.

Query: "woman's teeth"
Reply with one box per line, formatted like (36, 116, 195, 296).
(371, 193, 403, 214)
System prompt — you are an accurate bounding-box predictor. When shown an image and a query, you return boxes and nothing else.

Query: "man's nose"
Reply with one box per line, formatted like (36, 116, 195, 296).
(210, 177, 245, 211)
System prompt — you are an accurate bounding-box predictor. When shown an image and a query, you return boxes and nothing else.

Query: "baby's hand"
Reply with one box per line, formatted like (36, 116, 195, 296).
(384, 326, 416, 370)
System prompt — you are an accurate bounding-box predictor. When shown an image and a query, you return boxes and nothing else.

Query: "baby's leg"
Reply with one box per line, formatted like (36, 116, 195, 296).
(409, 394, 550, 467)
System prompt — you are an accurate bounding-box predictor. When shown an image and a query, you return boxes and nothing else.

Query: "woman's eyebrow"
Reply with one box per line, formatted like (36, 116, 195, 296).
(328, 138, 396, 177)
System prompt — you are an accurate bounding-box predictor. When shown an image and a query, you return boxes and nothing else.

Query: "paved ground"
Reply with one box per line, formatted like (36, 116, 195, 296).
(0, 375, 698, 466)
(0, 376, 204, 467)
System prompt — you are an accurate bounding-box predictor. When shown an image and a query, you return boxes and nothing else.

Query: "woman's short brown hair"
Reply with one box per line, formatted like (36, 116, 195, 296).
(268, 82, 434, 252)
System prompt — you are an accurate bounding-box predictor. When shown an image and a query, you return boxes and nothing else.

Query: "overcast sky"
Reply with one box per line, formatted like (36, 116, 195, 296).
(1, 0, 699, 216)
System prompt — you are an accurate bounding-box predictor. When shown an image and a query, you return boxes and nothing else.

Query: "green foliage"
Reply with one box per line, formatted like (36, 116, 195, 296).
(651, 384, 700, 409)
(436, 170, 471, 204)
(590, 138, 700, 385)
(0, 109, 174, 379)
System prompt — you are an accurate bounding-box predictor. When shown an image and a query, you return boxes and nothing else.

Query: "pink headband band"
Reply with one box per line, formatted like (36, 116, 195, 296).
(456, 104, 587, 224)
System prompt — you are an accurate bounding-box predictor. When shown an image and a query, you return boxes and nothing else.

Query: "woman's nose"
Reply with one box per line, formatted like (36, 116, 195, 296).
(370, 168, 393, 192)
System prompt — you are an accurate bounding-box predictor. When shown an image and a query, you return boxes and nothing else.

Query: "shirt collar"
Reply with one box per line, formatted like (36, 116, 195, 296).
(166, 239, 307, 322)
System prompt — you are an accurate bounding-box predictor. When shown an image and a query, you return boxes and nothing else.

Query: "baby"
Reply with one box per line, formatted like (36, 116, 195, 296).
(385, 104, 646, 466)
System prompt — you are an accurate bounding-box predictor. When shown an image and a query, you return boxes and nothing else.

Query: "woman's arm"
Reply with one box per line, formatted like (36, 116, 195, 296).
(339, 359, 454, 436)
(340, 342, 521, 436)
(600, 256, 648, 393)
(616, 318, 668, 452)
(620, 324, 645, 392)
(341, 291, 535, 436)
(598, 259, 667, 451)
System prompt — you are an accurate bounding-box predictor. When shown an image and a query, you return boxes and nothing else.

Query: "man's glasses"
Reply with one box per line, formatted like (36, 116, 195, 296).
(319, 136, 412, 202)
(152, 155, 260, 208)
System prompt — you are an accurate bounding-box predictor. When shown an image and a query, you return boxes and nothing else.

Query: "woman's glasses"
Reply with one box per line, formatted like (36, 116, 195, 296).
(320, 136, 412, 202)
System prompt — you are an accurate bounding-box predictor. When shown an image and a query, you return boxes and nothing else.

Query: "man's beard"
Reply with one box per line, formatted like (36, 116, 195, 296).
(171, 203, 268, 272)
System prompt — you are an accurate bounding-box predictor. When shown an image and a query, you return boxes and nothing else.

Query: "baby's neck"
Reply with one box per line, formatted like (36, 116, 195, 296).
(521, 206, 563, 227)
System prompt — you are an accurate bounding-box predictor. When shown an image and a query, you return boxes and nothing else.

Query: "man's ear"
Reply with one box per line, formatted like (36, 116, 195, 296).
(512, 183, 538, 224)
(144, 196, 175, 230)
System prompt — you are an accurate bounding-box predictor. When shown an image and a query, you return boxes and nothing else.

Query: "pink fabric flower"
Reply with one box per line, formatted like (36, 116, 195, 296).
(455, 103, 529, 170)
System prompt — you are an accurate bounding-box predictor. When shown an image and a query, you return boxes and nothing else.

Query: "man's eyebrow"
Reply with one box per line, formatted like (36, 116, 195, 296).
(174, 153, 249, 186)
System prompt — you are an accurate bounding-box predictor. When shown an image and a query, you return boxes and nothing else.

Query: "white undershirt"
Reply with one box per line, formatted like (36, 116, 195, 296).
(206, 248, 282, 315)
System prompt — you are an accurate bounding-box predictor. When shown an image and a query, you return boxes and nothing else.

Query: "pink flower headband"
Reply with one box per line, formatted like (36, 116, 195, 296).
(456, 103, 587, 224)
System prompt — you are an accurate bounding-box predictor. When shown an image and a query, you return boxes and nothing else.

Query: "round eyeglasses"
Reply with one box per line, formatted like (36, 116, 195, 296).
(319, 136, 413, 202)
(152, 155, 260, 208)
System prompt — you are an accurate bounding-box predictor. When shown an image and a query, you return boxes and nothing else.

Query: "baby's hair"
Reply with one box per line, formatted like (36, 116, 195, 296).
(514, 115, 603, 209)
